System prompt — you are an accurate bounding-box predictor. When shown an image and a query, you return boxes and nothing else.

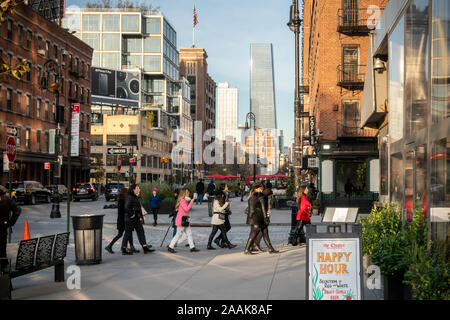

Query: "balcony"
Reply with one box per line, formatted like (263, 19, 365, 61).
(337, 64, 365, 90)
(337, 9, 377, 35)
(336, 121, 374, 138)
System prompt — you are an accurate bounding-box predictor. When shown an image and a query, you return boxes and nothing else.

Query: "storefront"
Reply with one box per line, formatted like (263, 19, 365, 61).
(361, 0, 449, 242)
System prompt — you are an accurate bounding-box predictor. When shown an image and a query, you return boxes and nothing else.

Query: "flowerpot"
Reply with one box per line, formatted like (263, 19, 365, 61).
(383, 270, 405, 300)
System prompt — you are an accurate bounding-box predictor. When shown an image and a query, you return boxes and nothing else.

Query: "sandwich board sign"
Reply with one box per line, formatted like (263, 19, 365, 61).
(306, 224, 363, 300)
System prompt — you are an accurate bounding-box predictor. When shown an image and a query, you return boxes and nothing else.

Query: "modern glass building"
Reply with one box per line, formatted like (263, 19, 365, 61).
(250, 43, 277, 130)
(217, 82, 238, 141)
(361, 0, 449, 242)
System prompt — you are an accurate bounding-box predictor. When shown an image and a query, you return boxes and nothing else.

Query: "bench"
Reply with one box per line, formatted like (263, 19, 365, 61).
(0, 232, 70, 300)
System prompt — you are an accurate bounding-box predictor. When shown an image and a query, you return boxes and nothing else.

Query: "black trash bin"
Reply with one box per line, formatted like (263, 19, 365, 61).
(288, 202, 298, 245)
(72, 214, 105, 265)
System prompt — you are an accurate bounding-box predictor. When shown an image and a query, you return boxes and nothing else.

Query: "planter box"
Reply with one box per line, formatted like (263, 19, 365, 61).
(159, 201, 174, 215)
(383, 270, 406, 300)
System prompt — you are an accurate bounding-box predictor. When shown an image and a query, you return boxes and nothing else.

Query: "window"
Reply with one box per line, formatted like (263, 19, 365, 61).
(143, 78, 164, 93)
(144, 55, 161, 72)
(46, 40, 50, 58)
(342, 101, 360, 132)
(25, 61, 31, 81)
(36, 99, 41, 119)
(26, 30, 32, 49)
(16, 92, 21, 113)
(124, 37, 142, 53)
(25, 128, 31, 150)
(26, 95, 31, 116)
(18, 25, 23, 46)
(45, 132, 49, 152)
(102, 53, 120, 69)
(36, 131, 41, 151)
(124, 55, 142, 68)
(102, 34, 120, 50)
(38, 36, 43, 52)
(187, 76, 196, 85)
(106, 135, 137, 146)
(122, 15, 139, 32)
(6, 88, 12, 111)
(7, 20, 12, 40)
(144, 37, 161, 53)
(82, 33, 100, 50)
(146, 18, 161, 34)
(92, 53, 100, 66)
(54, 44, 58, 59)
(390, 152, 403, 205)
(342, 45, 360, 81)
(83, 15, 100, 31)
(103, 14, 119, 31)
(16, 128, 20, 147)
(45, 101, 49, 120)
(91, 135, 103, 146)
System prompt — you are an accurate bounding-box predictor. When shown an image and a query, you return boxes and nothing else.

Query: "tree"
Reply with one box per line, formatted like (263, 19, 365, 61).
(91, 155, 106, 194)
(86, 0, 159, 12)
(0, 0, 30, 80)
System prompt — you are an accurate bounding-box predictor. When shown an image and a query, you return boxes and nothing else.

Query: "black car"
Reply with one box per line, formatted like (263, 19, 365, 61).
(13, 181, 51, 205)
(72, 183, 98, 201)
(105, 183, 125, 202)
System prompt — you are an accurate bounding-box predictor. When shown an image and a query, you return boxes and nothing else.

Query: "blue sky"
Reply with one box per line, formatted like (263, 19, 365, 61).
(67, 0, 297, 148)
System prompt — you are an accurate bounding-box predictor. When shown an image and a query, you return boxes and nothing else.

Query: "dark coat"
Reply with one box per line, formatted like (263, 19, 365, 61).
(248, 193, 269, 226)
(125, 194, 143, 221)
(117, 197, 126, 231)
(196, 181, 205, 193)
(0, 195, 20, 235)
(207, 182, 215, 195)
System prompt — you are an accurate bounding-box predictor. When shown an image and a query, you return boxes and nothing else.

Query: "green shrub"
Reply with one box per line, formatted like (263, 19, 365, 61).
(140, 182, 174, 202)
(163, 196, 175, 204)
(285, 175, 295, 199)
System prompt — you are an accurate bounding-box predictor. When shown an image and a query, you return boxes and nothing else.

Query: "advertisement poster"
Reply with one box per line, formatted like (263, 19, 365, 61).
(71, 104, 80, 157)
(308, 238, 361, 300)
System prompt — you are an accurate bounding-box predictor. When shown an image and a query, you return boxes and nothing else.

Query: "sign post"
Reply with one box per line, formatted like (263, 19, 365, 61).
(306, 224, 363, 300)
(6, 136, 16, 243)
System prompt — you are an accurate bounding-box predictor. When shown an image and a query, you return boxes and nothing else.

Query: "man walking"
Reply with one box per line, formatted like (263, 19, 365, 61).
(0, 186, 21, 272)
(195, 179, 205, 205)
(149, 188, 162, 226)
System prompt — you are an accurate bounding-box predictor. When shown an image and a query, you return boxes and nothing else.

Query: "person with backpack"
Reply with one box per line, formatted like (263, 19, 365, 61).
(149, 188, 162, 226)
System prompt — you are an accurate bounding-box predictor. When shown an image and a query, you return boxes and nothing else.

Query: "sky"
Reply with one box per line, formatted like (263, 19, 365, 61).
(67, 0, 297, 148)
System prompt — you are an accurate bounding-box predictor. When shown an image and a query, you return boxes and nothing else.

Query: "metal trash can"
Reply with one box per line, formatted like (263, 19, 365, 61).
(288, 202, 298, 245)
(72, 214, 105, 265)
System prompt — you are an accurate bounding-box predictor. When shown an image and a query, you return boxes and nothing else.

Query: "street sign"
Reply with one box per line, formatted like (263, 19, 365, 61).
(3, 152, 8, 172)
(130, 157, 136, 163)
(6, 136, 16, 162)
(107, 147, 127, 155)
(117, 155, 122, 172)
(6, 126, 18, 137)
(44, 162, 51, 170)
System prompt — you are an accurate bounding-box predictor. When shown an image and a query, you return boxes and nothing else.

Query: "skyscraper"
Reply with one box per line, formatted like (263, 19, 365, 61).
(217, 82, 238, 141)
(250, 43, 277, 129)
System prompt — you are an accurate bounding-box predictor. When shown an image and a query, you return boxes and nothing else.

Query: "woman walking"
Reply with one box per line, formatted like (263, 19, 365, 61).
(244, 182, 279, 255)
(207, 190, 237, 249)
(121, 184, 155, 255)
(167, 188, 200, 253)
(213, 184, 234, 248)
(105, 188, 139, 254)
(149, 188, 162, 226)
(295, 182, 311, 245)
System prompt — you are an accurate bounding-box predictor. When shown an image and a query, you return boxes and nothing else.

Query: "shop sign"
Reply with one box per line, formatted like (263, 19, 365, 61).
(71, 104, 80, 157)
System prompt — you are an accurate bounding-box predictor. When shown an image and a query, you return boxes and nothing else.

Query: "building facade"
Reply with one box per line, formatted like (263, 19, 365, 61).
(179, 48, 217, 177)
(0, 3, 92, 186)
(302, 0, 388, 213)
(361, 0, 449, 241)
(217, 82, 238, 141)
(250, 43, 277, 130)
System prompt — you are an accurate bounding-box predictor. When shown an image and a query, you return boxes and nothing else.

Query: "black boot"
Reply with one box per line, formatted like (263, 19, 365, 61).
(263, 238, 279, 254)
(131, 247, 140, 253)
(122, 248, 133, 255)
(207, 235, 216, 250)
(225, 242, 237, 249)
(244, 238, 255, 255)
(143, 245, 155, 253)
(105, 245, 114, 254)
(214, 237, 221, 247)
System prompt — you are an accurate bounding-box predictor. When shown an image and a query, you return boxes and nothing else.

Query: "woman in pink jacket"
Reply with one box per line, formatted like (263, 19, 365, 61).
(167, 188, 200, 253)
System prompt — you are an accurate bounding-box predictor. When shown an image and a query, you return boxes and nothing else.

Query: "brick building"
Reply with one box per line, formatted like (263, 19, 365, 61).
(179, 48, 216, 177)
(0, 3, 93, 186)
(302, 0, 388, 212)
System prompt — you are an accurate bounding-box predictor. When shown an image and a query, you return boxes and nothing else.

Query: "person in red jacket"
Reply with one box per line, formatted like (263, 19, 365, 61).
(295, 182, 311, 245)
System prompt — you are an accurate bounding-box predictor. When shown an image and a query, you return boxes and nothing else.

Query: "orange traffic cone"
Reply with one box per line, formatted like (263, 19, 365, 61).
(22, 220, 30, 240)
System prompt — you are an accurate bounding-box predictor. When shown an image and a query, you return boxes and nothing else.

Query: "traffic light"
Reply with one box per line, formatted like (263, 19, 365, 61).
(55, 105, 65, 123)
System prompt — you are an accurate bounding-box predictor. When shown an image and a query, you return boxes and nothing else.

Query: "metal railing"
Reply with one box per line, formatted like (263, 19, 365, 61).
(336, 120, 373, 137)
(337, 9, 380, 34)
(337, 64, 365, 89)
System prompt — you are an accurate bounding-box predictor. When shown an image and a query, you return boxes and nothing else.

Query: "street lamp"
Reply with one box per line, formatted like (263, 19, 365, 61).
(287, 0, 303, 191)
(245, 112, 256, 184)
(41, 58, 62, 218)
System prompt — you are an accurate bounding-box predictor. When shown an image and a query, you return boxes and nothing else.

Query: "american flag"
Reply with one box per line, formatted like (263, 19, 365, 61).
(193, 5, 199, 27)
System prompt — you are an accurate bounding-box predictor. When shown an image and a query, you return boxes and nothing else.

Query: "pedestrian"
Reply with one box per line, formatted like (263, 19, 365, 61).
(240, 183, 245, 202)
(121, 184, 155, 255)
(213, 183, 235, 248)
(149, 188, 162, 226)
(105, 187, 139, 254)
(266, 179, 273, 190)
(167, 188, 200, 253)
(207, 190, 236, 249)
(244, 182, 279, 254)
(250, 184, 273, 253)
(207, 179, 216, 216)
(295, 182, 312, 245)
(169, 189, 179, 237)
(0, 186, 21, 273)
(195, 179, 205, 205)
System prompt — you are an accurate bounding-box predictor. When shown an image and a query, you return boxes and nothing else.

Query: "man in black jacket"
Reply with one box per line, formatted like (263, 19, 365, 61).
(195, 179, 205, 205)
(0, 186, 21, 272)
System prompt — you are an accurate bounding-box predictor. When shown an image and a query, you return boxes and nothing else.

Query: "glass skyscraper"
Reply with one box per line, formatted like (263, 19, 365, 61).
(250, 43, 277, 129)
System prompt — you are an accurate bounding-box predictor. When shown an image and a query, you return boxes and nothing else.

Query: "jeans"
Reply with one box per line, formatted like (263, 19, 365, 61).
(196, 193, 203, 204)
(151, 207, 159, 223)
(121, 218, 147, 249)
(208, 224, 230, 247)
(169, 226, 195, 249)
(107, 229, 134, 249)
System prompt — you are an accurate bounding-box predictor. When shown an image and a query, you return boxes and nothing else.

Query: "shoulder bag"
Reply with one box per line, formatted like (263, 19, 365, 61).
(181, 215, 190, 227)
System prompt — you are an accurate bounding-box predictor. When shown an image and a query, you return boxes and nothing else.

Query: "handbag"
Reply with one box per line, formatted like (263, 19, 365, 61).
(218, 213, 226, 220)
(141, 204, 149, 216)
(181, 216, 190, 227)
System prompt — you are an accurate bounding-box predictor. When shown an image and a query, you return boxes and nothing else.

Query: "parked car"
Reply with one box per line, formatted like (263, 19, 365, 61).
(46, 184, 68, 200)
(11, 181, 51, 205)
(72, 183, 98, 201)
(105, 182, 125, 202)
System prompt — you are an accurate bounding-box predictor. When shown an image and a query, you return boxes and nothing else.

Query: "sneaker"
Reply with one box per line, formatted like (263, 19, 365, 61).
(167, 246, 176, 253)
(190, 247, 200, 252)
